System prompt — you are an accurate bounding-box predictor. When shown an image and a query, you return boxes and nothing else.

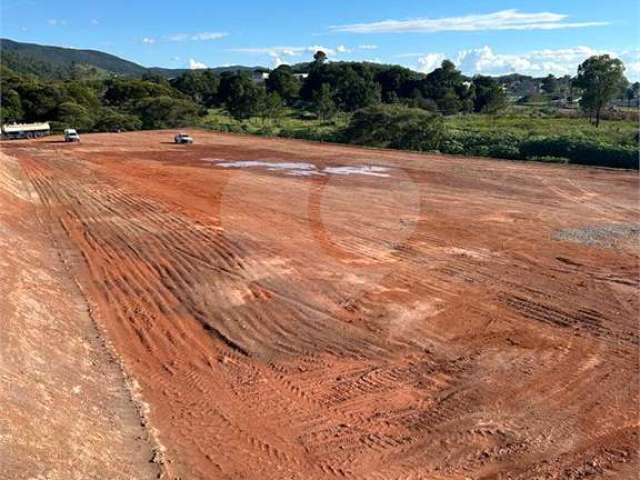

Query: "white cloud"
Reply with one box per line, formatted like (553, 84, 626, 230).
(406, 45, 640, 80)
(331, 9, 608, 33)
(230, 43, 379, 59)
(417, 53, 446, 73)
(454, 45, 610, 77)
(229, 43, 388, 68)
(142, 37, 156, 45)
(231, 45, 338, 57)
(270, 55, 284, 68)
(229, 45, 345, 67)
(90, 19, 99, 25)
(189, 58, 208, 69)
(168, 33, 188, 42)
(169, 32, 228, 42)
(47, 19, 67, 26)
(619, 50, 640, 81)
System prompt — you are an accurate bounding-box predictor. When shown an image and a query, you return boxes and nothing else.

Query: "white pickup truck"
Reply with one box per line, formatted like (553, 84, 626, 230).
(64, 129, 80, 142)
(174, 132, 194, 144)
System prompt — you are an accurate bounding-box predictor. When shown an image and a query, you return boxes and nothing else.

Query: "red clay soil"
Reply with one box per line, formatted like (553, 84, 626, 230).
(0, 151, 159, 480)
(3, 130, 639, 479)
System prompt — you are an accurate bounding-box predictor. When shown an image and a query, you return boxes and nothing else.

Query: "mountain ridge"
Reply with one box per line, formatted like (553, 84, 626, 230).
(0, 38, 264, 79)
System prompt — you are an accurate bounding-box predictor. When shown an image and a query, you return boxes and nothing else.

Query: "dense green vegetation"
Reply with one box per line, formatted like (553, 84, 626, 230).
(1, 40, 638, 169)
(444, 113, 637, 147)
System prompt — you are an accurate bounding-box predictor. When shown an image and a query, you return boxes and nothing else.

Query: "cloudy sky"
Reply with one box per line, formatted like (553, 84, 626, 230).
(1, 0, 638, 79)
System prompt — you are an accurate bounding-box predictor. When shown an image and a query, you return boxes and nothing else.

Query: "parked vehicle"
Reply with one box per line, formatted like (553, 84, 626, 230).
(1, 122, 50, 140)
(174, 133, 193, 144)
(64, 129, 80, 142)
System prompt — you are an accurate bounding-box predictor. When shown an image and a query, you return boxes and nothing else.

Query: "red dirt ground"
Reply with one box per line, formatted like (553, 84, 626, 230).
(2, 130, 639, 479)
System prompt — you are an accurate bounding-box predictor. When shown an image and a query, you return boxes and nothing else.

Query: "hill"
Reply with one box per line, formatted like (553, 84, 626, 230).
(0, 39, 265, 79)
(1, 38, 147, 78)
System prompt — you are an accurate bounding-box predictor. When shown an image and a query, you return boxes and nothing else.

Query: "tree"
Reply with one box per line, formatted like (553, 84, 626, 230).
(0, 88, 23, 123)
(303, 62, 381, 112)
(313, 83, 336, 120)
(344, 104, 446, 151)
(574, 55, 625, 127)
(627, 81, 640, 107)
(218, 72, 266, 119)
(265, 65, 300, 105)
(258, 92, 284, 120)
(616, 76, 630, 101)
(336, 65, 381, 111)
(472, 76, 507, 113)
(134, 96, 201, 129)
(94, 108, 142, 132)
(55, 101, 95, 130)
(103, 79, 179, 107)
(17, 82, 64, 121)
(141, 71, 170, 86)
(374, 65, 417, 102)
(541, 74, 558, 95)
(437, 90, 463, 115)
(63, 81, 101, 111)
(313, 50, 327, 65)
(420, 60, 469, 115)
(170, 70, 219, 106)
(567, 78, 576, 103)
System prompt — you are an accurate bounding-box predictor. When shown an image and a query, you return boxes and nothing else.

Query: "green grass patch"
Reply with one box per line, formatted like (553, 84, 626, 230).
(443, 113, 637, 147)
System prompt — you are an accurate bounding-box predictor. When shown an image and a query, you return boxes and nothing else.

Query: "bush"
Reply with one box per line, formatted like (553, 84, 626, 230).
(344, 104, 446, 151)
(278, 126, 344, 143)
(55, 101, 95, 131)
(134, 96, 201, 129)
(520, 137, 639, 169)
(94, 108, 142, 132)
(441, 131, 524, 160)
(441, 130, 638, 169)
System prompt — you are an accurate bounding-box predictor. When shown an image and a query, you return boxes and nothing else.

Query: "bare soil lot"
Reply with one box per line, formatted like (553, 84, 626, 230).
(2, 130, 638, 479)
(0, 151, 158, 480)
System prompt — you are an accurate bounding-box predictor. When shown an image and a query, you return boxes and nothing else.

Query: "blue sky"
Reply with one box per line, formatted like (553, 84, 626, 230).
(1, 0, 638, 79)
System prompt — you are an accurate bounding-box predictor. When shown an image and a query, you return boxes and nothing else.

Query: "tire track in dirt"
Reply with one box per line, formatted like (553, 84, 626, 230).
(7, 131, 638, 479)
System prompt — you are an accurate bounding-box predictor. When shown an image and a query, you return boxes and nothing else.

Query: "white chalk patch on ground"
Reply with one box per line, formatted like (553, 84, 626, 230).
(216, 160, 319, 176)
(323, 165, 391, 177)
(210, 159, 392, 178)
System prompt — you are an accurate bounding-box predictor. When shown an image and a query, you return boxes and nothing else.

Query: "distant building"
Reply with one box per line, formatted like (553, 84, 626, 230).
(254, 71, 309, 83)
(1, 122, 50, 140)
(251, 71, 270, 83)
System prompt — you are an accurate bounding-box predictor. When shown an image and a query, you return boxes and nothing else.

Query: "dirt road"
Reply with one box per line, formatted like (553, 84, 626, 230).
(2, 130, 638, 479)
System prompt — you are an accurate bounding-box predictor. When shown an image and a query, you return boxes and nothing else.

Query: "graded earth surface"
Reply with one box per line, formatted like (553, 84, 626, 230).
(1, 131, 638, 479)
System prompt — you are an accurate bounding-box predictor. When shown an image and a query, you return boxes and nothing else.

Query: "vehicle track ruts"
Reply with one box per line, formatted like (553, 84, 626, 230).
(6, 131, 638, 480)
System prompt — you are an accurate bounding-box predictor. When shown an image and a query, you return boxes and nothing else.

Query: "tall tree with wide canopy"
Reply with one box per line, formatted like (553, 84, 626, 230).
(574, 55, 626, 127)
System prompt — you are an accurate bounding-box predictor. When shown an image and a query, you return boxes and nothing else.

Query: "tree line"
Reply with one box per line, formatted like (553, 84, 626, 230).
(0, 51, 510, 130)
(1, 50, 636, 133)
